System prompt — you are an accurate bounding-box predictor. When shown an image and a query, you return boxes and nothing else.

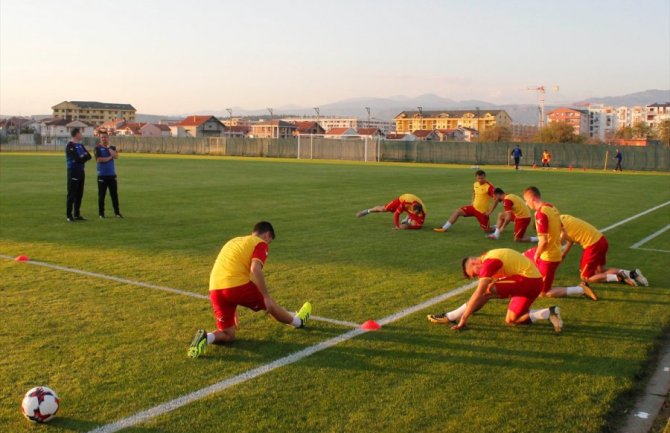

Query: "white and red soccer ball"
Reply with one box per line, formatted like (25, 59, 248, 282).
(21, 386, 60, 423)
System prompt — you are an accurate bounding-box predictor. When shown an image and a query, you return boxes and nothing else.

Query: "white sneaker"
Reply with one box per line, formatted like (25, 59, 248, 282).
(632, 269, 648, 287)
(549, 306, 563, 334)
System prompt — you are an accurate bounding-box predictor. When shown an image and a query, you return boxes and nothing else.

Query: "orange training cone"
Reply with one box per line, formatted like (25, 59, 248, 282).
(532, 163, 537, 169)
(15, 255, 29, 262)
(361, 320, 381, 331)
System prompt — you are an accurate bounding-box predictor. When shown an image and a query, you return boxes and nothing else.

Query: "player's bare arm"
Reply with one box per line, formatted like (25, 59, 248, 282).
(453, 277, 494, 330)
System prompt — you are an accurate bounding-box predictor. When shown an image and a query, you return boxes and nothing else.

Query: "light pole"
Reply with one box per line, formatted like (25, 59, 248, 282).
(365, 106, 371, 124)
(267, 108, 274, 138)
(226, 108, 233, 137)
(417, 106, 423, 132)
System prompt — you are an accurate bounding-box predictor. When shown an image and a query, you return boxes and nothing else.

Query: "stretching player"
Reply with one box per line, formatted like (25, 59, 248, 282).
(560, 214, 648, 287)
(428, 248, 563, 334)
(356, 193, 426, 230)
(434, 170, 497, 233)
(488, 188, 536, 242)
(188, 222, 312, 358)
(522, 186, 571, 298)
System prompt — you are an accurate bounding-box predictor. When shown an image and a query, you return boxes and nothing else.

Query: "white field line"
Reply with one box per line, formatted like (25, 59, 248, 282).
(630, 223, 670, 249)
(86, 280, 477, 433)
(633, 247, 670, 253)
(599, 200, 670, 233)
(0, 254, 359, 329)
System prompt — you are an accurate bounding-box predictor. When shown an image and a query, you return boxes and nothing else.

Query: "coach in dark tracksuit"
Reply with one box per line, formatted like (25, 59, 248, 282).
(94, 133, 123, 218)
(65, 127, 92, 222)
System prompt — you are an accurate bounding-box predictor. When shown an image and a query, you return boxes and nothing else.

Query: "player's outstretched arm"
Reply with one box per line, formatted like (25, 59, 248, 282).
(453, 277, 492, 330)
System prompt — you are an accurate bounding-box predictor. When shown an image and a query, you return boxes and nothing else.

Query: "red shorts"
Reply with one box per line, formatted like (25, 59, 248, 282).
(523, 247, 560, 292)
(209, 281, 266, 330)
(460, 205, 490, 231)
(384, 198, 402, 212)
(536, 258, 561, 293)
(580, 236, 608, 278)
(493, 275, 543, 316)
(513, 217, 531, 240)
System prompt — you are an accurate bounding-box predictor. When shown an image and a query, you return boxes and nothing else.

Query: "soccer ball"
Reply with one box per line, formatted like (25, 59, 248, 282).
(21, 386, 60, 423)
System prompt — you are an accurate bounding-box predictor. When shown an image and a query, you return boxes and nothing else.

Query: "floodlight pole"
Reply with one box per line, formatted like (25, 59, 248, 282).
(417, 106, 423, 132)
(226, 108, 232, 137)
(267, 108, 274, 138)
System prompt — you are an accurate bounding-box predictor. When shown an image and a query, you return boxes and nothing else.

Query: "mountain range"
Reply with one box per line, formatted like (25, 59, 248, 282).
(137, 89, 668, 125)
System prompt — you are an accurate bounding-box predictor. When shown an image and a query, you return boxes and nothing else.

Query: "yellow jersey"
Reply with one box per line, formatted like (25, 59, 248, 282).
(480, 248, 541, 279)
(535, 203, 562, 262)
(503, 194, 531, 219)
(209, 235, 269, 290)
(473, 181, 495, 214)
(560, 214, 602, 249)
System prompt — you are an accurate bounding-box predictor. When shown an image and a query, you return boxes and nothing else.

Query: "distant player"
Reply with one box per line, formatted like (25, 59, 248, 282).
(510, 145, 523, 170)
(434, 170, 497, 233)
(542, 149, 552, 167)
(188, 222, 312, 358)
(427, 248, 563, 334)
(614, 149, 623, 172)
(356, 193, 426, 230)
(522, 186, 564, 297)
(488, 188, 536, 242)
(560, 214, 647, 287)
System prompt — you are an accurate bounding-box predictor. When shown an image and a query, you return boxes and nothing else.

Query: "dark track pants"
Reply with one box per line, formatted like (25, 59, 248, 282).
(66, 169, 85, 218)
(97, 175, 120, 216)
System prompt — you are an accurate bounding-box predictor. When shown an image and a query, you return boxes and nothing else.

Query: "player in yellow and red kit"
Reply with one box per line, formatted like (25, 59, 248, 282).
(488, 188, 535, 242)
(560, 214, 648, 287)
(427, 248, 563, 334)
(356, 193, 426, 229)
(187, 222, 312, 358)
(434, 170, 497, 233)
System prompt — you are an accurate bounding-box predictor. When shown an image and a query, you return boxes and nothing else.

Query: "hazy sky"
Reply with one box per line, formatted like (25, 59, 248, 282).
(1, 0, 668, 115)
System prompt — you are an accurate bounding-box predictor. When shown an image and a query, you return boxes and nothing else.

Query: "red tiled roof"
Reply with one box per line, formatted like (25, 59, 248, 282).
(325, 127, 352, 135)
(356, 128, 380, 135)
(179, 115, 217, 126)
(385, 133, 408, 139)
(413, 129, 435, 138)
(154, 123, 172, 131)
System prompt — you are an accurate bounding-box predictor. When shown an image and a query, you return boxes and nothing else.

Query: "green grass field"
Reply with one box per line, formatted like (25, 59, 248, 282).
(1, 153, 669, 433)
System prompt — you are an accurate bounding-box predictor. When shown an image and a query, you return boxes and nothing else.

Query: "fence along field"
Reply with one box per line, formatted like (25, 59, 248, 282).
(2, 135, 669, 171)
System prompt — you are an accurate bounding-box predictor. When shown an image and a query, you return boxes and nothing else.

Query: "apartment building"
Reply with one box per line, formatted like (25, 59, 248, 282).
(394, 110, 512, 134)
(52, 101, 136, 126)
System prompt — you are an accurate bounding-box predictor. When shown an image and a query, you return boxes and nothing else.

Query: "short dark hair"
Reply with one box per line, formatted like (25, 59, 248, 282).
(475, 169, 486, 177)
(523, 186, 541, 199)
(494, 187, 504, 195)
(412, 203, 423, 214)
(253, 221, 275, 239)
(71, 127, 81, 138)
(461, 257, 470, 278)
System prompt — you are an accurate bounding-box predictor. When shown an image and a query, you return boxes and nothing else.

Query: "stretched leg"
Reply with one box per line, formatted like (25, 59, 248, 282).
(435, 208, 465, 232)
(357, 205, 388, 217)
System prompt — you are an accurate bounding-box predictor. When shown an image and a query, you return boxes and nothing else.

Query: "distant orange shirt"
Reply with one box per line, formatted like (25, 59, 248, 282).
(535, 203, 561, 262)
(473, 181, 495, 214)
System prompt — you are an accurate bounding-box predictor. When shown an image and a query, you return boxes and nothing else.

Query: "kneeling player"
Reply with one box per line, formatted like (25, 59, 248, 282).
(434, 170, 497, 233)
(560, 214, 648, 287)
(188, 221, 312, 358)
(488, 188, 536, 242)
(356, 193, 426, 230)
(428, 248, 563, 334)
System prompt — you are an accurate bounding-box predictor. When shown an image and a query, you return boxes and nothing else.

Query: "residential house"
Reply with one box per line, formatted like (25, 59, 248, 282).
(436, 129, 465, 141)
(177, 115, 227, 137)
(459, 127, 479, 142)
(140, 123, 172, 137)
(292, 121, 326, 136)
(225, 125, 251, 137)
(546, 107, 589, 136)
(98, 118, 128, 135)
(250, 120, 297, 138)
(395, 110, 512, 134)
(0, 116, 32, 135)
(412, 129, 439, 141)
(324, 127, 358, 139)
(116, 122, 145, 136)
(40, 118, 94, 144)
(52, 101, 136, 126)
(646, 102, 670, 129)
(385, 133, 417, 141)
(355, 128, 384, 138)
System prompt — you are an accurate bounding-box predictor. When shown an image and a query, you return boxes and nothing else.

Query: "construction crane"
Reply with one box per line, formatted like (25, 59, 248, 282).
(527, 85, 559, 128)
